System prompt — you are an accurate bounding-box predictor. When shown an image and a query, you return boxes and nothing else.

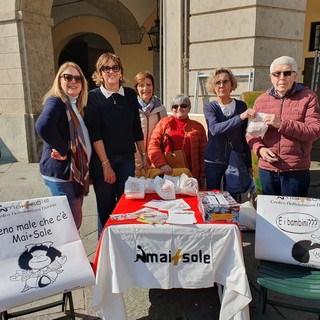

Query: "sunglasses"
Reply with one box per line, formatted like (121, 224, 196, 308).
(271, 71, 296, 78)
(172, 104, 189, 110)
(101, 65, 121, 73)
(60, 74, 82, 83)
(215, 79, 230, 86)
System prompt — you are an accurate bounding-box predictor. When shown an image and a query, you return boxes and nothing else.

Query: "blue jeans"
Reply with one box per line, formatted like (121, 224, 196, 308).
(205, 162, 225, 190)
(93, 154, 135, 237)
(44, 179, 83, 229)
(259, 168, 310, 197)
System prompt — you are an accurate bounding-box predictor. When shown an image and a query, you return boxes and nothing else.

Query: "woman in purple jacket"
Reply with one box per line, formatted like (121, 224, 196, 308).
(246, 56, 320, 196)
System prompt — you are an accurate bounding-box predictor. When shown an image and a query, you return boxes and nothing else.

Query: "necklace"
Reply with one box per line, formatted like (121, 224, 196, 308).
(111, 93, 118, 105)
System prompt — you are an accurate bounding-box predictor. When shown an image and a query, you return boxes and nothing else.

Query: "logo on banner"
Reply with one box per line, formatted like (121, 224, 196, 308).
(134, 245, 210, 265)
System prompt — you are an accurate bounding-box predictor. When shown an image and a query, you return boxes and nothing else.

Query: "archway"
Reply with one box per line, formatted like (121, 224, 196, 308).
(58, 33, 114, 90)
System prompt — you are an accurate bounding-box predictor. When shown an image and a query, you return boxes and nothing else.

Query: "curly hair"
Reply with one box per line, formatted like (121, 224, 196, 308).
(205, 68, 238, 95)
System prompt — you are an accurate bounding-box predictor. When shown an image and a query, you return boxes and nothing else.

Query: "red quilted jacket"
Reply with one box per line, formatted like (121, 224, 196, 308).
(247, 84, 320, 172)
(148, 116, 207, 179)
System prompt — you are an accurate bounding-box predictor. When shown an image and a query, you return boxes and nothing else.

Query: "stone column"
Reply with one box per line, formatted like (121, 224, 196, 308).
(0, 1, 54, 162)
(163, 1, 306, 113)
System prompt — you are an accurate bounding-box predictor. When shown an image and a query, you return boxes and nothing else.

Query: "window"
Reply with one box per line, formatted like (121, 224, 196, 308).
(309, 22, 320, 51)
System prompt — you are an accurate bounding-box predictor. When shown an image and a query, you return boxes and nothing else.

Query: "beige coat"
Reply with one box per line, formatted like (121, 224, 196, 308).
(135, 98, 167, 176)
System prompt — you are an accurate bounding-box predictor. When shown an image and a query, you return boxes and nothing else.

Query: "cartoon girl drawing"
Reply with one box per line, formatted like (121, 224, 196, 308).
(291, 240, 320, 268)
(10, 241, 67, 292)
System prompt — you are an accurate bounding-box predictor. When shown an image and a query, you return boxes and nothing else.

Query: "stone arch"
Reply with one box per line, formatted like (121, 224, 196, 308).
(89, 0, 144, 44)
(58, 33, 114, 90)
(52, 0, 144, 45)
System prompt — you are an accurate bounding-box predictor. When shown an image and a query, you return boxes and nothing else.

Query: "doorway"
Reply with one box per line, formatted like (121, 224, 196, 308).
(58, 33, 114, 90)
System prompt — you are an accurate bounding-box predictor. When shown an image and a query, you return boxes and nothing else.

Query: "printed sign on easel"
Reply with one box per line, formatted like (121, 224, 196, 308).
(255, 195, 320, 269)
(0, 196, 95, 311)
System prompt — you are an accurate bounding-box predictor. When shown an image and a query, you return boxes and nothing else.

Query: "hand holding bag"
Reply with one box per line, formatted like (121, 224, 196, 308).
(160, 133, 188, 169)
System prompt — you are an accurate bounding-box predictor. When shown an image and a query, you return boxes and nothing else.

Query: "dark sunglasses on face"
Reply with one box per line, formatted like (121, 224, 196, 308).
(60, 74, 82, 83)
(271, 71, 296, 78)
(172, 104, 189, 110)
(101, 65, 121, 73)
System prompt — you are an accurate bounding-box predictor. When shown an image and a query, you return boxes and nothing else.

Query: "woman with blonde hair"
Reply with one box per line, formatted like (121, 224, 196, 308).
(36, 61, 91, 229)
(204, 68, 255, 199)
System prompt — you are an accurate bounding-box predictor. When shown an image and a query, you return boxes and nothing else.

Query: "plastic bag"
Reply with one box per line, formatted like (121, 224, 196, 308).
(246, 112, 268, 138)
(163, 175, 181, 193)
(144, 178, 156, 193)
(178, 173, 199, 196)
(154, 177, 176, 200)
(124, 177, 145, 199)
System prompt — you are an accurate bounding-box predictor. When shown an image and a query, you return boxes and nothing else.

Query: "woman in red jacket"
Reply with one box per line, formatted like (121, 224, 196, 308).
(148, 94, 207, 188)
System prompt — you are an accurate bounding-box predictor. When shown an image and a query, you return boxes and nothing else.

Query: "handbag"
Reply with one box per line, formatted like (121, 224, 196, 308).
(160, 133, 188, 169)
(225, 143, 252, 195)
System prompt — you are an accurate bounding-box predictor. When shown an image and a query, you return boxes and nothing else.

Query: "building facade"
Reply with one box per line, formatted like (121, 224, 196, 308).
(0, 0, 319, 162)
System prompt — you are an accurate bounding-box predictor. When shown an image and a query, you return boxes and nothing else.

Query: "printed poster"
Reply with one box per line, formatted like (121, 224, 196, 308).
(255, 195, 320, 269)
(0, 196, 95, 311)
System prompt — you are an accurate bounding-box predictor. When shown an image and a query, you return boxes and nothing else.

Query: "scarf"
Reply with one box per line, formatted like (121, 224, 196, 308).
(65, 98, 90, 196)
(138, 96, 155, 116)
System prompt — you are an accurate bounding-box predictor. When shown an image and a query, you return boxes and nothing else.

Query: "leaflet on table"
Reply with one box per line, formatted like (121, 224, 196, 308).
(109, 208, 168, 224)
(143, 198, 191, 211)
(166, 210, 196, 224)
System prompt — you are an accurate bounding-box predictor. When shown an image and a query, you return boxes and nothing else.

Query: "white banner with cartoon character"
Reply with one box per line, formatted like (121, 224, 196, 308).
(256, 195, 320, 268)
(0, 196, 95, 311)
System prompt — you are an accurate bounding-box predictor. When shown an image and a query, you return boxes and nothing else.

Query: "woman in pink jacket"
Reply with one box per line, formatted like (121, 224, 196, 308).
(246, 56, 320, 196)
(148, 94, 207, 188)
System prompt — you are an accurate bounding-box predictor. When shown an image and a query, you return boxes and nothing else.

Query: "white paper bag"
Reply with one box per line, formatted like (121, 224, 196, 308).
(0, 196, 95, 311)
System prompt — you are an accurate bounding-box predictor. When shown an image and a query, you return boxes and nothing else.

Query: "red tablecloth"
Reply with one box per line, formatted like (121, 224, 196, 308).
(107, 193, 203, 225)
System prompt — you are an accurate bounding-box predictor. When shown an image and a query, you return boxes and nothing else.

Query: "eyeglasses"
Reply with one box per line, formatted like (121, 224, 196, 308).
(101, 65, 121, 73)
(271, 71, 296, 78)
(172, 104, 189, 109)
(215, 79, 230, 86)
(60, 74, 83, 83)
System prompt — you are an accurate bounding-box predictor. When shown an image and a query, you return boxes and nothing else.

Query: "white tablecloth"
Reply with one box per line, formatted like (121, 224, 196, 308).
(92, 223, 252, 320)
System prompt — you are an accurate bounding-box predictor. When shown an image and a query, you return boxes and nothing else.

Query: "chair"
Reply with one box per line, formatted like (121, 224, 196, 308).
(257, 260, 320, 319)
(0, 291, 75, 320)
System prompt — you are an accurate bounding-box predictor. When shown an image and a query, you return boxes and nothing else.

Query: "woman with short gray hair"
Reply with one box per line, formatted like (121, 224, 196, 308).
(148, 94, 207, 188)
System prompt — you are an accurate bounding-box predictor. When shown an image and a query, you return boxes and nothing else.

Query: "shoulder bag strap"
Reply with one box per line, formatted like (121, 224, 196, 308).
(160, 133, 175, 153)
